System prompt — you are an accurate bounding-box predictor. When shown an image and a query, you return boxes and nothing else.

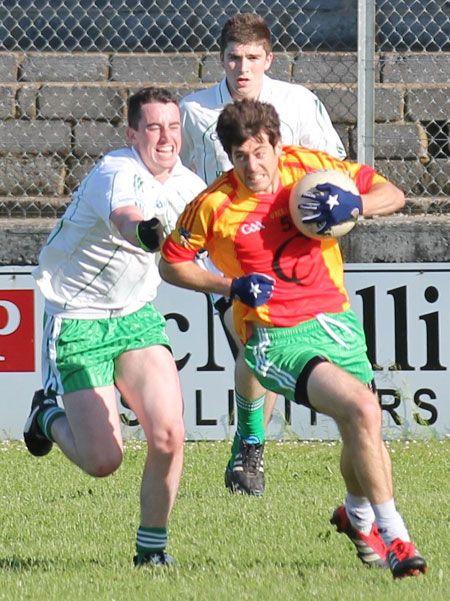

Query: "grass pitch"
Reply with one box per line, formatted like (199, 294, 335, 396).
(1, 439, 449, 601)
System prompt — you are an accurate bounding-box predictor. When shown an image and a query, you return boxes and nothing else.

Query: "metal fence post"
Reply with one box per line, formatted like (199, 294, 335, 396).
(357, 0, 375, 166)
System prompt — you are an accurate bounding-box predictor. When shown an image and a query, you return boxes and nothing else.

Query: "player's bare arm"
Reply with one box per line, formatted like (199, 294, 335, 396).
(160, 258, 275, 309)
(111, 206, 145, 245)
(159, 257, 233, 297)
(361, 182, 405, 217)
(111, 206, 165, 252)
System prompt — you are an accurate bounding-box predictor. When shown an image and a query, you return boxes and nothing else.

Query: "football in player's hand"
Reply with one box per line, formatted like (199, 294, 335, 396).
(289, 169, 361, 240)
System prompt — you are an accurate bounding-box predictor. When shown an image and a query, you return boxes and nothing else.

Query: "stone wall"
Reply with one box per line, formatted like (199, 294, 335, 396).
(3, 213, 450, 267)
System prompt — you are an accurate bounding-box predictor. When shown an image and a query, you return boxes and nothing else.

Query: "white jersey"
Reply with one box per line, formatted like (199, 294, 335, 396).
(180, 75, 346, 184)
(34, 147, 205, 319)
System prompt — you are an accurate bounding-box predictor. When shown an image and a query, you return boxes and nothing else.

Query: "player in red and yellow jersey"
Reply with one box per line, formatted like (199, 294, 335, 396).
(164, 144, 385, 343)
(160, 100, 426, 579)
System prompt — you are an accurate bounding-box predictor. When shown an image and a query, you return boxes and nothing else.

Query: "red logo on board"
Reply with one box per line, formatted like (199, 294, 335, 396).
(0, 290, 35, 372)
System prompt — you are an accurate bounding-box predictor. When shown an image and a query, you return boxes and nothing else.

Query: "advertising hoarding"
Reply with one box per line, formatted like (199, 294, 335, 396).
(1, 264, 449, 441)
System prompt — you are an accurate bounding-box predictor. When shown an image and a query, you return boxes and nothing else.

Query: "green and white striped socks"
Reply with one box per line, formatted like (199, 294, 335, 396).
(136, 526, 167, 559)
(230, 391, 265, 467)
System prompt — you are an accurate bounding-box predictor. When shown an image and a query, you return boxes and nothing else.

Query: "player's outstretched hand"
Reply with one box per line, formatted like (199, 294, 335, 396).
(230, 273, 275, 307)
(136, 217, 165, 252)
(300, 183, 362, 234)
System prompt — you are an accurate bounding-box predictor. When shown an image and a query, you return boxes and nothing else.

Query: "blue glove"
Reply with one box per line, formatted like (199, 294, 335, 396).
(230, 273, 275, 307)
(299, 183, 362, 234)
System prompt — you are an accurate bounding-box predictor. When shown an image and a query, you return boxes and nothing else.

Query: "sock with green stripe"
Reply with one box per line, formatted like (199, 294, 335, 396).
(37, 405, 66, 441)
(230, 391, 265, 467)
(135, 526, 168, 562)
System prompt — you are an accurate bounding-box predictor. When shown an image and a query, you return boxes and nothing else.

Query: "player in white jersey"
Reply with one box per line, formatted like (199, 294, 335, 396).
(23, 87, 205, 567)
(180, 74, 345, 185)
(179, 13, 346, 496)
(33, 146, 203, 318)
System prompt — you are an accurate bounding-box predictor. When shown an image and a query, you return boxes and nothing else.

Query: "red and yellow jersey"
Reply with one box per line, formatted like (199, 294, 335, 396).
(162, 145, 387, 342)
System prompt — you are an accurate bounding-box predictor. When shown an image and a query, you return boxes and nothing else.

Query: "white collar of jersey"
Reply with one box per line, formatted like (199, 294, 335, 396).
(257, 75, 272, 100)
(218, 74, 272, 105)
(218, 77, 233, 105)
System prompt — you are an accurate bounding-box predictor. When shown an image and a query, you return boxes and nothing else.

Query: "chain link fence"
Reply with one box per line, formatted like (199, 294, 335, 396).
(0, 0, 448, 217)
(375, 0, 450, 214)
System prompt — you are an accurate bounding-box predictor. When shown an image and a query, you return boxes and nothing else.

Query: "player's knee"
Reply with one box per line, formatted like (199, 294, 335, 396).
(151, 419, 185, 456)
(83, 447, 123, 478)
(350, 392, 382, 430)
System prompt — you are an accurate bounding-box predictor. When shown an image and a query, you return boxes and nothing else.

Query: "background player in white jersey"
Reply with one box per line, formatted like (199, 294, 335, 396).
(180, 14, 345, 183)
(23, 87, 206, 567)
(179, 13, 346, 496)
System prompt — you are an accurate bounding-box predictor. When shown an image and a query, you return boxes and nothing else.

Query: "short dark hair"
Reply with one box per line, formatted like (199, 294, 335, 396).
(127, 87, 178, 130)
(219, 13, 272, 56)
(216, 99, 281, 158)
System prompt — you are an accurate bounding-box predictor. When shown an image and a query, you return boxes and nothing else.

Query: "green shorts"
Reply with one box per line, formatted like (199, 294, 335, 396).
(244, 309, 373, 406)
(42, 303, 171, 395)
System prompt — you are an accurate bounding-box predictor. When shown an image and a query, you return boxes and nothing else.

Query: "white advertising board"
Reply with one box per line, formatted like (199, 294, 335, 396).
(1, 264, 449, 441)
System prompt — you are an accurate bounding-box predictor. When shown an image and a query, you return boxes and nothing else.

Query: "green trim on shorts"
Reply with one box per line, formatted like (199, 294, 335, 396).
(244, 309, 373, 402)
(51, 303, 171, 394)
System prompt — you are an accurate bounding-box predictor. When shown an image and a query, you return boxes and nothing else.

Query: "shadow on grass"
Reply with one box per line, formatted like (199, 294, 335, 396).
(0, 556, 103, 571)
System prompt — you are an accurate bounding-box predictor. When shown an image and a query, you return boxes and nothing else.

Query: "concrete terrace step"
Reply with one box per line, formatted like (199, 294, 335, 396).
(1, 208, 450, 266)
